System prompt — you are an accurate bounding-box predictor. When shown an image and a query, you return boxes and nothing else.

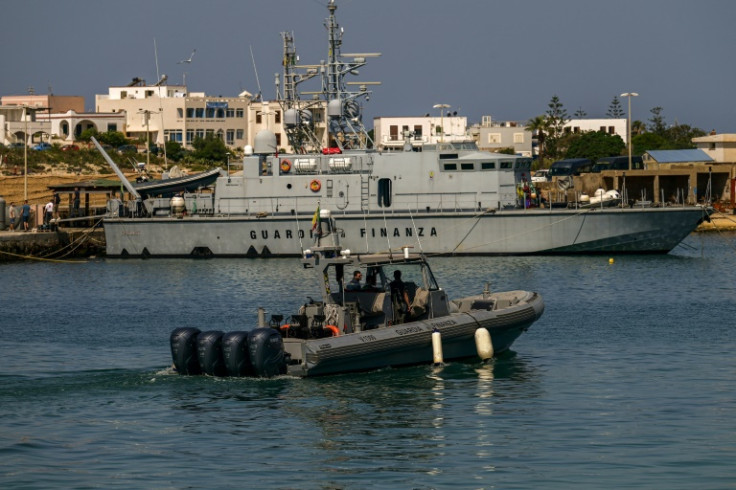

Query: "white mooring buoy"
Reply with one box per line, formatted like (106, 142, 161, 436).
(475, 327, 494, 361)
(431, 329, 444, 365)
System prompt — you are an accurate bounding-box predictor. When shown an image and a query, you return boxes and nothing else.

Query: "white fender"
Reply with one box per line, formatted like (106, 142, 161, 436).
(475, 327, 494, 361)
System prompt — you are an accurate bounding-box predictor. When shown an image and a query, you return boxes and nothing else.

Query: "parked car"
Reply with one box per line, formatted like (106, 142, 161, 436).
(592, 155, 644, 172)
(548, 158, 593, 177)
(9, 142, 26, 149)
(61, 144, 80, 151)
(531, 169, 550, 183)
(32, 142, 53, 151)
(117, 144, 138, 154)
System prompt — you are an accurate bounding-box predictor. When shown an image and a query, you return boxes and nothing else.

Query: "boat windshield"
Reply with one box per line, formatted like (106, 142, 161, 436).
(325, 261, 439, 294)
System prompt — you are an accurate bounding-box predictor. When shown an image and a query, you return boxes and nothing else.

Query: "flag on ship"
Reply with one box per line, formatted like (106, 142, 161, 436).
(311, 203, 320, 230)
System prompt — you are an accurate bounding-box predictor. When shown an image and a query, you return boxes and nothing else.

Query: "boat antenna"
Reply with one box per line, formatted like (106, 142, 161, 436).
(153, 38, 169, 169)
(249, 45, 262, 101)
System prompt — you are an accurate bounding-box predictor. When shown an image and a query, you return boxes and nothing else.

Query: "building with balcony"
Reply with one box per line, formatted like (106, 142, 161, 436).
(95, 78, 251, 150)
(373, 115, 468, 150)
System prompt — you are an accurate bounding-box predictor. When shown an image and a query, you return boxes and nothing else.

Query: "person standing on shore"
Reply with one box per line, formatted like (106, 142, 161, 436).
(71, 188, 80, 218)
(53, 191, 61, 219)
(8, 202, 16, 231)
(21, 200, 30, 232)
(44, 198, 54, 227)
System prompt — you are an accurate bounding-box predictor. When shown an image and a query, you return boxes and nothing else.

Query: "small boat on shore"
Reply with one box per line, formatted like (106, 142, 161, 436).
(169, 210, 544, 378)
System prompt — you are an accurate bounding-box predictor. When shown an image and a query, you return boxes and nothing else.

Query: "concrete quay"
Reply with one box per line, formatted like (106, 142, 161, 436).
(0, 227, 105, 262)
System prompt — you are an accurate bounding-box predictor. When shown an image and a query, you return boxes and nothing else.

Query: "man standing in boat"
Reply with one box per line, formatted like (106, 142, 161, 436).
(390, 270, 411, 322)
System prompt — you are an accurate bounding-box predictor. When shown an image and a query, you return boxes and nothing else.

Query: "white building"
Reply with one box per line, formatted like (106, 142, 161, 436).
(95, 78, 251, 150)
(373, 115, 468, 150)
(692, 133, 736, 163)
(564, 118, 627, 144)
(469, 116, 532, 157)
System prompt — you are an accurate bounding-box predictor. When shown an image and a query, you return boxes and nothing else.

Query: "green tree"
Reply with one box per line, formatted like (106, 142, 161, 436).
(574, 107, 587, 118)
(191, 134, 228, 165)
(565, 131, 625, 161)
(606, 96, 625, 118)
(632, 132, 668, 155)
(96, 131, 127, 148)
(665, 124, 706, 149)
(526, 115, 548, 161)
(78, 128, 99, 144)
(165, 140, 186, 162)
(543, 95, 569, 161)
(648, 106, 666, 136)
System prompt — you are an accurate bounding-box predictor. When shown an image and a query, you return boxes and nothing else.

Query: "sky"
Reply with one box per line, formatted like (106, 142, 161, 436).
(2, 0, 735, 132)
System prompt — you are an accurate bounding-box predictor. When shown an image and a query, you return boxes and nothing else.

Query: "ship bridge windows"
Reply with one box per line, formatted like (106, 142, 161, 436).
(460, 163, 475, 170)
(481, 162, 496, 170)
(500, 161, 513, 169)
(443, 163, 457, 171)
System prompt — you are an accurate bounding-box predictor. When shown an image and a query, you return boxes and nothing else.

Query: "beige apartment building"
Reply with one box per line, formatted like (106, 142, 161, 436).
(95, 78, 252, 150)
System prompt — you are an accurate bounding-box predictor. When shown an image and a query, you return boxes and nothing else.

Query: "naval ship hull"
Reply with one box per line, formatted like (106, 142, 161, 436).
(103, 206, 710, 258)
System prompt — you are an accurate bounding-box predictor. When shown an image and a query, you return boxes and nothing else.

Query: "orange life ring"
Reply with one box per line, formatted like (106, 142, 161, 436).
(324, 325, 340, 337)
(310, 179, 321, 192)
(280, 159, 291, 173)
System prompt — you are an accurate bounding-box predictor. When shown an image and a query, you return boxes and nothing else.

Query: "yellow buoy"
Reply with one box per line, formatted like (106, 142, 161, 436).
(609, 258, 614, 264)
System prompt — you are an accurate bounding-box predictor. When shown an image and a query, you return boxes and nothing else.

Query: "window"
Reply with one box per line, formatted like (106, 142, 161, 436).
(236, 129, 244, 140)
(600, 126, 606, 132)
(226, 129, 235, 145)
(236, 109, 244, 117)
(107, 123, 117, 132)
(488, 133, 501, 144)
(275, 111, 281, 123)
(186, 108, 194, 118)
(608, 126, 615, 134)
(256, 112, 262, 124)
(226, 108, 235, 118)
(206, 108, 215, 118)
(460, 163, 474, 170)
(216, 108, 225, 118)
(120, 91, 127, 98)
(389, 125, 398, 141)
(196, 129, 205, 139)
(481, 162, 495, 170)
(145, 90, 154, 97)
(414, 125, 422, 138)
(195, 108, 204, 118)
(276, 133, 281, 146)
(500, 161, 513, 169)
(573, 126, 580, 133)
(377, 178, 392, 207)
(443, 163, 458, 171)
(513, 132, 524, 144)
(186, 130, 194, 143)
(177, 108, 183, 118)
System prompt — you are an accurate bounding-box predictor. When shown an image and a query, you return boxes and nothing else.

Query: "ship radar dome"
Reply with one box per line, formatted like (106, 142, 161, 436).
(254, 130, 277, 155)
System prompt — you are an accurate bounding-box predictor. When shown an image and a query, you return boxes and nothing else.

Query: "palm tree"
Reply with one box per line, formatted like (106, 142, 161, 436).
(526, 115, 548, 161)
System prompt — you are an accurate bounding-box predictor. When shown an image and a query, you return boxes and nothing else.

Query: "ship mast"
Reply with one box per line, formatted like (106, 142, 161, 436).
(276, 0, 380, 153)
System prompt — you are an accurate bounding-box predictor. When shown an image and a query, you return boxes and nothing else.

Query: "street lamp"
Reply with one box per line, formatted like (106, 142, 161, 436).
(433, 103, 450, 143)
(620, 92, 638, 171)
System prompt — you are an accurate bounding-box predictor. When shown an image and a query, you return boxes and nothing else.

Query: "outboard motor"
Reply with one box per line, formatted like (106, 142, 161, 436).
(197, 330, 227, 377)
(248, 327, 287, 378)
(170, 327, 202, 375)
(222, 331, 253, 377)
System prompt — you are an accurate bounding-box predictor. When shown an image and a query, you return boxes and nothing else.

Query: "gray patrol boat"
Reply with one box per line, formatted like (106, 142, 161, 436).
(102, 0, 711, 258)
(170, 210, 545, 378)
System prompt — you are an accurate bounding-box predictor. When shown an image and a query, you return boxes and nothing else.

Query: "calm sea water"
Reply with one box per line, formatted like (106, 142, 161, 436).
(1, 233, 735, 489)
